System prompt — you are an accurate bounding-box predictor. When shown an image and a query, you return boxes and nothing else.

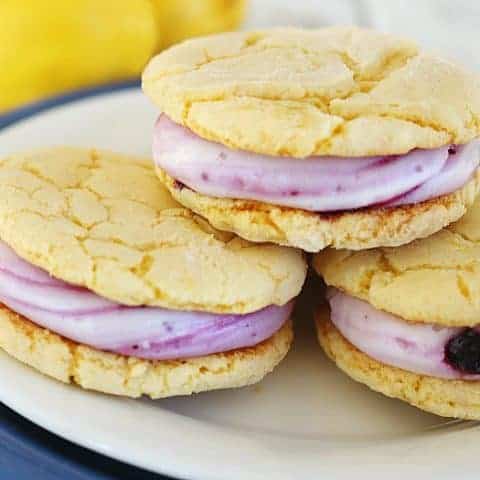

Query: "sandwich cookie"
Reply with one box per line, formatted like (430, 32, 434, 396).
(314, 196, 480, 418)
(143, 26, 480, 252)
(0, 147, 306, 398)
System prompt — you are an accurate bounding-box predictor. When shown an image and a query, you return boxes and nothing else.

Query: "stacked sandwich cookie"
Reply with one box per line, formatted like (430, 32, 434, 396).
(0, 147, 306, 398)
(314, 195, 480, 419)
(143, 26, 480, 252)
(3, 25, 480, 413)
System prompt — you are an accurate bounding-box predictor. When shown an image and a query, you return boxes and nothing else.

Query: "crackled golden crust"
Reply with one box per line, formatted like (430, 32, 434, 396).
(143, 26, 480, 157)
(0, 304, 292, 398)
(0, 147, 306, 313)
(314, 194, 480, 326)
(159, 168, 480, 252)
(317, 314, 480, 420)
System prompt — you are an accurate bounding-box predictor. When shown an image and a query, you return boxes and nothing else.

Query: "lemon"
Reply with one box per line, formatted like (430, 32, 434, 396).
(152, 0, 246, 48)
(0, 0, 246, 113)
(0, 0, 159, 112)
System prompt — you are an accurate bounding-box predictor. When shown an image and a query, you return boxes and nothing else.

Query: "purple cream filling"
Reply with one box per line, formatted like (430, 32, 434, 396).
(153, 114, 480, 212)
(0, 241, 291, 360)
(327, 288, 480, 380)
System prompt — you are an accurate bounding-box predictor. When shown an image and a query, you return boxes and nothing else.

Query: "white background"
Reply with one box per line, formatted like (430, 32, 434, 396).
(247, 0, 480, 70)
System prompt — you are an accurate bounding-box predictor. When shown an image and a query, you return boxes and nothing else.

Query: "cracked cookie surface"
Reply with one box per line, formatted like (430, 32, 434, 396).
(160, 168, 480, 253)
(314, 195, 480, 326)
(143, 26, 480, 157)
(0, 304, 292, 398)
(0, 147, 306, 313)
(317, 313, 480, 419)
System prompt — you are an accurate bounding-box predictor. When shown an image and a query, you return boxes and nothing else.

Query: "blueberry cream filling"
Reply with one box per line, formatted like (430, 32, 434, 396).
(153, 115, 480, 212)
(0, 241, 292, 360)
(327, 288, 480, 379)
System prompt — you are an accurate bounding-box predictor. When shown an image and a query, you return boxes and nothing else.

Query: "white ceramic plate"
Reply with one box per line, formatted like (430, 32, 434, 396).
(0, 89, 478, 480)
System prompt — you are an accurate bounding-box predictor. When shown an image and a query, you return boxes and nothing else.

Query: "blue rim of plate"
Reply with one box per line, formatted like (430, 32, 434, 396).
(0, 80, 140, 130)
(0, 81, 171, 480)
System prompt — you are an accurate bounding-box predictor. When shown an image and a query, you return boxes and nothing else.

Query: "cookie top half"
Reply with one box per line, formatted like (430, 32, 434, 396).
(314, 196, 480, 327)
(0, 148, 306, 313)
(143, 26, 480, 158)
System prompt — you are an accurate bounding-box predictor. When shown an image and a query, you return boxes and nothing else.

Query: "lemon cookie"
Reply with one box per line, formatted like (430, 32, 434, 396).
(143, 27, 480, 251)
(314, 196, 480, 418)
(0, 147, 305, 312)
(0, 148, 306, 397)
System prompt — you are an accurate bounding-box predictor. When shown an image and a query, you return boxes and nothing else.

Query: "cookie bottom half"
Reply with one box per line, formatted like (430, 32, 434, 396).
(159, 169, 480, 252)
(316, 310, 480, 419)
(0, 305, 293, 398)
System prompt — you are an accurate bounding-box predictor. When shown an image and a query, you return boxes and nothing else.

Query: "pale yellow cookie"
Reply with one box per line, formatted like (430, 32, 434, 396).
(159, 168, 480, 253)
(143, 26, 480, 158)
(314, 193, 480, 326)
(0, 147, 306, 313)
(317, 313, 480, 420)
(0, 304, 292, 398)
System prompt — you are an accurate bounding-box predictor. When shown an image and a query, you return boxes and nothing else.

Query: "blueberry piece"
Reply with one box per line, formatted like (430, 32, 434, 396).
(445, 329, 480, 373)
(448, 145, 457, 155)
(173, 179, 186, 190)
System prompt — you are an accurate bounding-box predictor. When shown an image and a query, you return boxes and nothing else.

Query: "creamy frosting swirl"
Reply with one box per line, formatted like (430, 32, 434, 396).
(0, 241, 291, 360)
(327, 288, 480, 380)
(154, 115, 480, 212)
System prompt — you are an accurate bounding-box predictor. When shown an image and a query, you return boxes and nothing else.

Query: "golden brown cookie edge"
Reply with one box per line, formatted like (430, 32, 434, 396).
(316, 310, 480, 419)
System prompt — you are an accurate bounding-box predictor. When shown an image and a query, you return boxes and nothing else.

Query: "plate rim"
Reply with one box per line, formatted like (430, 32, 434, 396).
(0, 80, 139, 131)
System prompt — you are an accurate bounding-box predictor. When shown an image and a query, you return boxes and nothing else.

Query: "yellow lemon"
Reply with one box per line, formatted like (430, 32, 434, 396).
(0, 0, 246, 113)
(152, 0, 246, 48)
(0, 0, 159, 112)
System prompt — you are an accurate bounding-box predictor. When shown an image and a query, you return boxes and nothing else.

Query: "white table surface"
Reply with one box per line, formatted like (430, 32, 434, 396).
(246, 0, 480, 71)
